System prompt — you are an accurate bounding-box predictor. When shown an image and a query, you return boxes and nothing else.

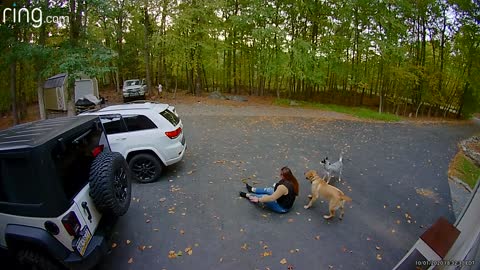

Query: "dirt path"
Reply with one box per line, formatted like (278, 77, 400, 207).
(0, 91, 473, 130)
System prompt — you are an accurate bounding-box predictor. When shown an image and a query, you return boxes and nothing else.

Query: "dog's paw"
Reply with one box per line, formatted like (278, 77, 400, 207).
(304, 205, 310, 209)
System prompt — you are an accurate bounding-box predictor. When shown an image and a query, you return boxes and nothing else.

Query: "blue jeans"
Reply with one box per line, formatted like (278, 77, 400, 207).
(251, 187, 289, 213)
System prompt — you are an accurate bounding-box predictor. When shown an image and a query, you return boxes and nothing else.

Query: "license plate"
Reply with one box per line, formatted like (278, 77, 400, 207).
(75, 226, 92, 256)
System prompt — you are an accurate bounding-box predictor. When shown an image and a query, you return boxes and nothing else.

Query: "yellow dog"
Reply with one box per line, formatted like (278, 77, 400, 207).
(304, 170, 352, 220)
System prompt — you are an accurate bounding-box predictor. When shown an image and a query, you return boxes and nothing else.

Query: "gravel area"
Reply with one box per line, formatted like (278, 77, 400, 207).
(175, 103, 359, 120)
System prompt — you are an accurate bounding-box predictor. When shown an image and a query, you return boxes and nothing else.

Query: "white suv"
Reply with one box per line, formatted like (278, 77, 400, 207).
(82, 102, 186, 183)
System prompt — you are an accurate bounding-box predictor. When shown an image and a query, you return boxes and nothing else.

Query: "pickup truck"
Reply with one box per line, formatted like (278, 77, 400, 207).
(122, 79, 146, 102)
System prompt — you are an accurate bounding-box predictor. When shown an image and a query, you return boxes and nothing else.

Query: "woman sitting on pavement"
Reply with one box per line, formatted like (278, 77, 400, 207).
(239, 166, 299, 213)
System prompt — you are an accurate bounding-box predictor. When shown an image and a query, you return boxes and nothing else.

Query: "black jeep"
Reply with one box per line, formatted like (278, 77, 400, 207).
(0, 116, 132, 269)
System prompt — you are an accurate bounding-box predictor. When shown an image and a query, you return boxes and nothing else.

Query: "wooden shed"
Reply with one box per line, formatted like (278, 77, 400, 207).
(43, 73, 68, 111)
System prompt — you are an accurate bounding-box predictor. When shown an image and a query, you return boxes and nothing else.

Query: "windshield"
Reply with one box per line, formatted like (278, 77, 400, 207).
(124, 80, 140, 87)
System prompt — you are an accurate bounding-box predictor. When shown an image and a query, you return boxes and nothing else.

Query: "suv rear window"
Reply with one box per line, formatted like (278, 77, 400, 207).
(124, 115, 157, 131)
(52, 127, 103, 200)
(160, 109, 180, 126)
(0, 157, 39, 204)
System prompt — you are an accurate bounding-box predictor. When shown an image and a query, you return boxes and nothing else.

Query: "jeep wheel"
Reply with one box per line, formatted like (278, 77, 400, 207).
(89, 152, 131, 217)
(129, 153, 163, 183)
(17, 249, 61, 270)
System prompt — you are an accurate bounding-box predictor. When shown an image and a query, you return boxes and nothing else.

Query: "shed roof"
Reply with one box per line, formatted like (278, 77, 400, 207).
(43, 73, 67, 89)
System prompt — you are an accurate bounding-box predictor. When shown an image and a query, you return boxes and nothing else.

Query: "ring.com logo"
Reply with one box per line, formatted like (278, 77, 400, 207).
(2, 2, 69, 28)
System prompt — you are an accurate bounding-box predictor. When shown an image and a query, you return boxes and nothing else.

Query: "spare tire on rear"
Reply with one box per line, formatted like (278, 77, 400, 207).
(89, 152, 131, 217)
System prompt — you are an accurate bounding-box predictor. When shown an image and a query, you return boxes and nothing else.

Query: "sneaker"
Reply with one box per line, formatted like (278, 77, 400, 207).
(245, 183, 253, 193)
(239, 191, 247, 198)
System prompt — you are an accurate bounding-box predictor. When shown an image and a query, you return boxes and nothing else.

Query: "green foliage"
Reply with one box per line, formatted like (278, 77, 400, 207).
(452, 154, 480, 189)
(1, 0, 479, 118)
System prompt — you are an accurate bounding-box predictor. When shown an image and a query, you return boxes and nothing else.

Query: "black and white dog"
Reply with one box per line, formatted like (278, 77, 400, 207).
(320, 155, 343, 184)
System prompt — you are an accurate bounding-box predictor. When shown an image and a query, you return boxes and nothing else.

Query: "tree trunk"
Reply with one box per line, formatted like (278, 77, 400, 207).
(36, 17, 47, 120)
(415, 102, 422, 118)
(10, 61, 19, 125)
(173, 76, 178, 99)
(37, 75, 46, 120)
(143, 2, 152, 94)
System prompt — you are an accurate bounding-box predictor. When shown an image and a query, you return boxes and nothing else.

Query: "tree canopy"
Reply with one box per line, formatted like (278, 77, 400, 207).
(1, 0, 479, 120)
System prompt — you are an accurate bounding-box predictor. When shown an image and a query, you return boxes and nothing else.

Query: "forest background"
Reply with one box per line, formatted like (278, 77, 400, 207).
(0, 0, 479, 124)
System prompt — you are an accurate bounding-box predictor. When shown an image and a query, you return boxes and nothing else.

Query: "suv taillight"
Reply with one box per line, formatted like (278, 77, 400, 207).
(92, 144, 104, 157)
(165, 127, 182, 139)
(62, 211, 81, 236)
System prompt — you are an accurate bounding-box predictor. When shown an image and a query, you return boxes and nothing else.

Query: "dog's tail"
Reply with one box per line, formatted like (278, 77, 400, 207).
(341, 194, 352, 202)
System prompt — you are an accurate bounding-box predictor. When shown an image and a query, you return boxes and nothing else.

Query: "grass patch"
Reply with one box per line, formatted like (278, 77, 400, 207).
(450, 153, 480, 189)
(274, 99, 401, 122)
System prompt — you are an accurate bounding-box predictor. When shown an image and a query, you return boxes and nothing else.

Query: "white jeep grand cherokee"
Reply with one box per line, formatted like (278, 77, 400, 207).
(82, 102, 186, 183)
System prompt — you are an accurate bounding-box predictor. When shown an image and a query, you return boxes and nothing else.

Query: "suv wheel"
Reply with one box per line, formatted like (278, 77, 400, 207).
(17, 249, 61, 270)
(129, 153, 163, 183)
(89, 152, 132, 217)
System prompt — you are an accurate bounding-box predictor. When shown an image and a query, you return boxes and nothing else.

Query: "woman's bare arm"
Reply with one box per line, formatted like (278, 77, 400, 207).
(253, 185, 288, 203)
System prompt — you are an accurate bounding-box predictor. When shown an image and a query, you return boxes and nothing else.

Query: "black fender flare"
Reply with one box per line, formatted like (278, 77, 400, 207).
(5, 224, 70, 261)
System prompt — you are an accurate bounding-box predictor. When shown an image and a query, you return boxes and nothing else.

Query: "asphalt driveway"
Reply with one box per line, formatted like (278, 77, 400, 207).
(97, 109, 479, 270)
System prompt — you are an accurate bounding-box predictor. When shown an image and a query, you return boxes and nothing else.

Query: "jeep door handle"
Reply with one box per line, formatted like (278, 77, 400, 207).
(81, 202, 93, 223)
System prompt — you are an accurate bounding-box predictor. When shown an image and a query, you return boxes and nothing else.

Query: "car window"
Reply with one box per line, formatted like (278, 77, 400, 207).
(0, 157, 39, 204)
(101, 115, 127, 134)
(160, 109, 180, 126)
(124, 115, 157, 131)
(52, 127, 103, 201)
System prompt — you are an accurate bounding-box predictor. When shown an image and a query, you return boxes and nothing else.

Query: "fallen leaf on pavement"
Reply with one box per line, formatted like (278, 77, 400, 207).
(261, 251, 272, 257)
(376, 246, 381, 250)
(288, 265, 295, 270)
(315, 235, 320, 240)
(280, 258, 287, 264)
(159, 197, 166, 202)
(176, 251, 183, 257)
(168, 251, 177, 259)
(376, 254, 382, 260)
(185, 247, 193, 255)
(146, 219, 151, 223)
(126, 240, 131, 245)
(111, 243, 117, 249)
(213, 160, 226, 164)
(128, 258, 134, 264)
(288, 218, 294, 223)
(180, 229, 185, 235)
(138, 245, 146, 251)
(241, 243, 248, 251)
